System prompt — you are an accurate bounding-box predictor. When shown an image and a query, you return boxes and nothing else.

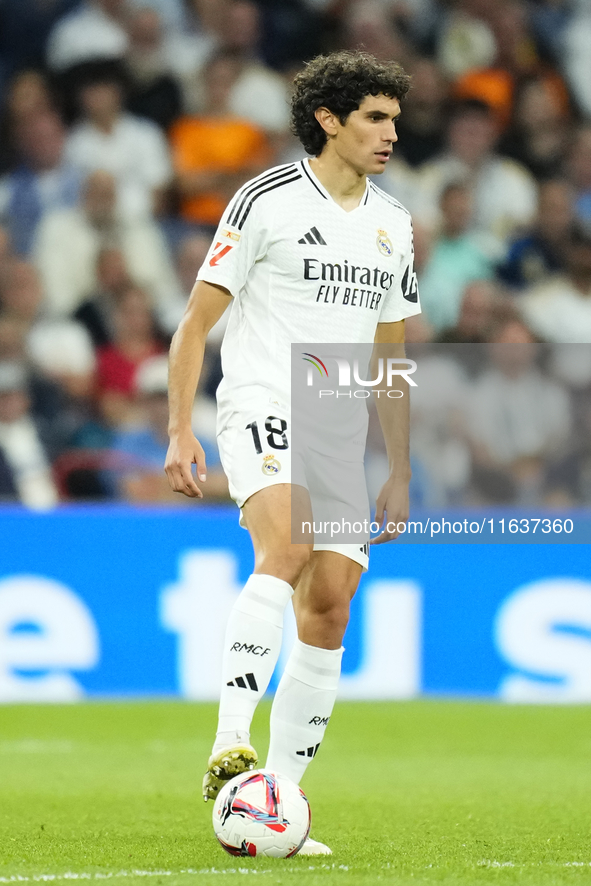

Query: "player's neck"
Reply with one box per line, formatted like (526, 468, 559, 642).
(308, 154, 367, 212)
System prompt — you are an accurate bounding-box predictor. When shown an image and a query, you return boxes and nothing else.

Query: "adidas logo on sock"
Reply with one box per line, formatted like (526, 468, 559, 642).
(296, 743, 320, 758)
(298, 226, 326, 245)
(227, 672, 259, 691)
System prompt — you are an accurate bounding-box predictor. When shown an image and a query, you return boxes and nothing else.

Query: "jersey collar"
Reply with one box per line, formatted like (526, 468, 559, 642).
(300, 158, 370, 212)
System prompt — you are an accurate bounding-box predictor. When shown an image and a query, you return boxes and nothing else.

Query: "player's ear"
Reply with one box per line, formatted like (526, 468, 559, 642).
(314, 106, 339, 138)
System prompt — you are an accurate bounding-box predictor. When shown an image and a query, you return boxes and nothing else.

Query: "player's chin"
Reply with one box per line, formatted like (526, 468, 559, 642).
(370, 158, 389, 174)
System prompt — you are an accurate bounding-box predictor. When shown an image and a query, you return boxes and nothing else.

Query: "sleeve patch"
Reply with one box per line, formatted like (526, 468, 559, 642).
(209, 242, 234, 267)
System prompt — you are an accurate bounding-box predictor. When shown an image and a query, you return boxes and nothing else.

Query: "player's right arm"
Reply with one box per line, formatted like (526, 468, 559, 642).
(165, 280, 232, 498)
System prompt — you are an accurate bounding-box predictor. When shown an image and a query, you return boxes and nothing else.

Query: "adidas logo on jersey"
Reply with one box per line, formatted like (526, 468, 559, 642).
(227, 673, 259, 691)
(296, 743, 320, 758)
(298, 227, 327, 245)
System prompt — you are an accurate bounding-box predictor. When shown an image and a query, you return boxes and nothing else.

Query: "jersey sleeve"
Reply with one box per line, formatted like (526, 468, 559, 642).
(379, 217, 422, 323)
(196, 187, 269, 298)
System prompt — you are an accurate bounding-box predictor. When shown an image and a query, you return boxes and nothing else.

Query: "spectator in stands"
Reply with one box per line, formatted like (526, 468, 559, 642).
(544, 384, 591, 505)
(0, 1, 79, 94)
(160, 0, 224, 115)
(418, 181, 496, 333)
(191, 0, 230, 36)
(0, 225, 11, 269)
(436, 0, 497, 81)
(175, 232, 210, 298)
(0, 315, 28, 363)
(520, 225, 591, 342)
(407, 343, 473, 506)
(530, 0, 571, 65)
(170, 49, 272, 229)
(0, 360, 59, 510)
(124, 6, 182, 131)
(468, 318, 572, 504)
(46, 0, 129, 73)
(449, 1, 545, 133)
(394, 58, 448, 169)
(487, 1, 539, 80)
(501, 74, 573, 180)
(439, 280, 506, 345)
(0, 314, 70, 445)
(567, 124, 591, 227)
(415, 100, 538, 247)
(392, 0, 439, 49)
(498, 178, 575, 290)
(258, 0, 326, 71)
(0, 258, 45, 326)
(172, 231, 229, 355)
(65, 60, 173, 219)
(0, 307, 107, 460)
(34, 169, 182, 323)
(0, 258, 96, 403)
(0, 110, 81, 255)
(218, 0, 291, 137)
(96, 282, 167, 426)
(340, 0, 410, 66)
(0, 70, 57, 175)
(74, 246, 133, 348)
(111, 354, 228, 503)
(127, 0, 187, 35)
(4, 69, 55, 120)
(561, 1, 591, 119)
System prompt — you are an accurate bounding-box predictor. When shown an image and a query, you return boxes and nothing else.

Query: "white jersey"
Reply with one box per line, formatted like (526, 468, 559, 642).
(197, 159, 421, 423)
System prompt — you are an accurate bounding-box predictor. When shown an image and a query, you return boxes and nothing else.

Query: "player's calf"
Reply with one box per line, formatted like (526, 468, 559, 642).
(214, 573, 294, 752)
(265, 639, 343, 784)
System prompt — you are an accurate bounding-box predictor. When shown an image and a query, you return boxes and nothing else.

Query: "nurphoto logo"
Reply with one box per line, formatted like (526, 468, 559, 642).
(302, 352, 417, 398)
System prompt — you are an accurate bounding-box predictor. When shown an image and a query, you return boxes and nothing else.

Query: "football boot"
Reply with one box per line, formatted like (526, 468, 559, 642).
(297, 837, 332, 855)
(202, 744, 258, 802)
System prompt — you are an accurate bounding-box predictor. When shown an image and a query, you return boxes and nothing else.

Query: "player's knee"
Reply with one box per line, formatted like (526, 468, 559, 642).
(304, 597, 350, 641)
(320, 604, 350, 640)
(257, 544, 312, 585)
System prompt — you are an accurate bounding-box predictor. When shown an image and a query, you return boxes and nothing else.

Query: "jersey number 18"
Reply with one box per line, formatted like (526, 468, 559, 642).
(246, 417, 289, 453)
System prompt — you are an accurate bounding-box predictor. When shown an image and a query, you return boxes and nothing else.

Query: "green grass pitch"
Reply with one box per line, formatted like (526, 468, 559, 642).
(1, 701, 591, 885)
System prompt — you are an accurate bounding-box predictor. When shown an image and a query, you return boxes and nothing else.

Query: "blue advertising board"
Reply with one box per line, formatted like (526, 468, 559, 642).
(0, 505, 590, 703)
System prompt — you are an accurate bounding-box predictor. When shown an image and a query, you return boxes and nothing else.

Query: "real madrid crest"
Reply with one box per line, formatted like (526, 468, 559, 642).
(262, 454, 281, 475)
(376, 229, 393, 256)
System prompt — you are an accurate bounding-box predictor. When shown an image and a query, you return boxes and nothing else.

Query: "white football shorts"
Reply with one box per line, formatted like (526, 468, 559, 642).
(217, 406, 370, 571)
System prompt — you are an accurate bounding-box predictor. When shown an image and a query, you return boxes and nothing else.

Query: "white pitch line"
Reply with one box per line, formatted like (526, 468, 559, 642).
(0, 741, 74, 755)
(0, 872, 270, 883)
(0, 865, 350, 883)
(478, 861, 591, 869)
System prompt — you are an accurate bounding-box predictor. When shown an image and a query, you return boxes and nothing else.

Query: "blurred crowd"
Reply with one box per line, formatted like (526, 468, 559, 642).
(1, 0, 591, 509)
(367, 335, 591, 509)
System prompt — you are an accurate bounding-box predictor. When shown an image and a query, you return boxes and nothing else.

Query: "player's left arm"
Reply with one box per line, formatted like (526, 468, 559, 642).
(370, 319, 411, 545)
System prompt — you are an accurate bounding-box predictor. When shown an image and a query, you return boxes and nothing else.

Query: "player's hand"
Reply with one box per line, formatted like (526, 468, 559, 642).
(165, 430, 207, 498)
(370, 476, 410, 544)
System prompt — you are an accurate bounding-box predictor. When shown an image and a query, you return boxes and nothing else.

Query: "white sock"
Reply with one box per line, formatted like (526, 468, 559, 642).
(265, 639, 343, 783)
(213, 573, 293, 754)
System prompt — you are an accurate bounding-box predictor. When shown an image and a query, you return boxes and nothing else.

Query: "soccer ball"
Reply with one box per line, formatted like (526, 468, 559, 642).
(212, 769, 311, 858)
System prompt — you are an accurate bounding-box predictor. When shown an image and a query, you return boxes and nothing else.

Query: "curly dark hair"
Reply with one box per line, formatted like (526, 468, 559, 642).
(291, 51, 411, 156)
